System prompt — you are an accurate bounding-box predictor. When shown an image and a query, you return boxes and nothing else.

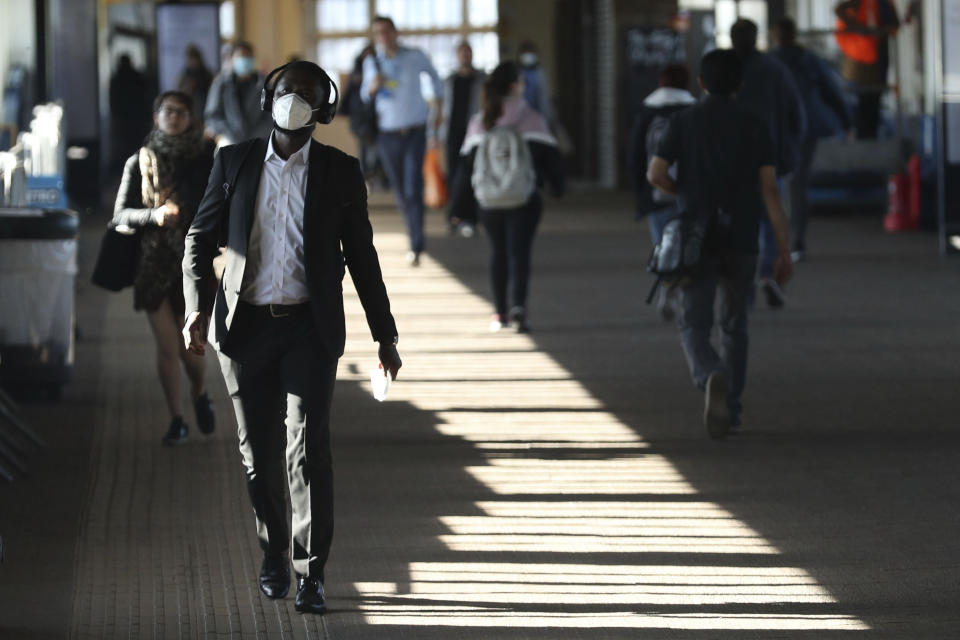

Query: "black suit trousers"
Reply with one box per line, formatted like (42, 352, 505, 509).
(217, 302, 338, 579)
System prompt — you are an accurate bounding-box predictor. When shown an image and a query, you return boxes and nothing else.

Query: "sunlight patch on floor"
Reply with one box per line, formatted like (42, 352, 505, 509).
(341, 236, 869, 632)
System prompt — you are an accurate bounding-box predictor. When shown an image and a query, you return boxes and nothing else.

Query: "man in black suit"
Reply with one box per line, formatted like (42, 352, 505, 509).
(182, 61, 402, 615)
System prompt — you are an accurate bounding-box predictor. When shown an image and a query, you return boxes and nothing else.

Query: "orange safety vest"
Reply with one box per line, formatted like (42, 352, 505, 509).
(835, 0, 880, 64)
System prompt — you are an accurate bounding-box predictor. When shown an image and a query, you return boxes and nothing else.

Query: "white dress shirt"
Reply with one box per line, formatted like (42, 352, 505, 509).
(240, 135, 311, 305)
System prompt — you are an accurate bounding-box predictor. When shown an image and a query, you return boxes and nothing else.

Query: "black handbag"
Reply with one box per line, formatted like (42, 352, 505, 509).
(91, 223, 141, 292)
(348, 56, 381, 143)
(645, 207, 714, 304)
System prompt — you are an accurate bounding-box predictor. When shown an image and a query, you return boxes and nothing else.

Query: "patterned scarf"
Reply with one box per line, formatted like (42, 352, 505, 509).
(139, 127, 203, 208)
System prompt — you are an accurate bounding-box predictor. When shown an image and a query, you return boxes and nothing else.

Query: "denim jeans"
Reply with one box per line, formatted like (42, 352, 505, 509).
(677, 252, 758, 425)
(758, 176, 792, 278)
(377, 127, 427, 252)
(479, 201, 543, 316)
(783, 137, 818, 252)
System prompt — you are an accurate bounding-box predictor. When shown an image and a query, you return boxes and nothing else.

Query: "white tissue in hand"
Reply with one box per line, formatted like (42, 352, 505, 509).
(370, 367, 392, 401)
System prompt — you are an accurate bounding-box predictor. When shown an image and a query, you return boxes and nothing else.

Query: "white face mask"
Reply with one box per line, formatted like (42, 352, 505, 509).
(520, 52, 538, 67)
(272, 93, 317, 131)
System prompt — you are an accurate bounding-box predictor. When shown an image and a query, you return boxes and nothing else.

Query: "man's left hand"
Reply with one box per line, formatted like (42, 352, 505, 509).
(378, 342, 402, 380)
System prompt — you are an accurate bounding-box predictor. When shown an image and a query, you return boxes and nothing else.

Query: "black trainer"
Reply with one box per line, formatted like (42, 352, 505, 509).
(509, 306, 531, 333)
(704, 372, 731, 439)
(295, 576, 327, 614)
(194, 393, 215, 435)
(161, 417, 188, 446)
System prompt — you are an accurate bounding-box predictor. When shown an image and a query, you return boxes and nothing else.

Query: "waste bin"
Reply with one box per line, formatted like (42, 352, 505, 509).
(0, 207, 78, 399)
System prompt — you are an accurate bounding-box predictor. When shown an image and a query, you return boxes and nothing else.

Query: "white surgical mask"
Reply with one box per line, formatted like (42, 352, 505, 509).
(272, 93, 317, 131)
(520, 52, 538, 67)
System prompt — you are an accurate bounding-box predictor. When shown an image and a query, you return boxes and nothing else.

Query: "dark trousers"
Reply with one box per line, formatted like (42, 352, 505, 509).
(784, 137, 818, 252)
(377, 127, 427, 252)
(446, 135, 476, 225)
(480, 201, 542, 316)
(677, 253, 757, 425)
(856, 91, 882, 140)
(218, 303, 338, 579)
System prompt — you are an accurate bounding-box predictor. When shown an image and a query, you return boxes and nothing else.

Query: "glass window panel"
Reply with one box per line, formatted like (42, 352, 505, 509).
(402, 33, 460, 79)
(317, 36, 369, 80)
(714, 0, 737, 49)
(738, 0, 768, 49)
(220, 1, 235, 39)
(468, 0, 498, 28)
(467, 32, 499, 73)
(376, 0, 461, 30)
(317, 0, 369, 32)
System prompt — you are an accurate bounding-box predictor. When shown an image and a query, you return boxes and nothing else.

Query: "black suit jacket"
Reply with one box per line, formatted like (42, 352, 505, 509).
(183, 137, 398, 359)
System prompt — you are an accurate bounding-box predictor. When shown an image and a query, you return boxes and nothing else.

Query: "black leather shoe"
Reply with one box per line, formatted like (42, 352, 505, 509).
(194, 392, 215, 434)
(259, 554, 290, 599)
(295, 577, 327, 614)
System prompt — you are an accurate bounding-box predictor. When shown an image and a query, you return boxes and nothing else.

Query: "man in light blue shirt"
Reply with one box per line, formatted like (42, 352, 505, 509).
(361, 15, 443, 265)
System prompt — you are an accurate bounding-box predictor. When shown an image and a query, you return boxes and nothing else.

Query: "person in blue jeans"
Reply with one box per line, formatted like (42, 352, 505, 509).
(648, 50, 793, 438)
(731, 18, 806, 308)
(772, 16, 854, 261)
(453, 62, 564, 333)
(361, 15, 442, 266)
(628, 64, 697, 320)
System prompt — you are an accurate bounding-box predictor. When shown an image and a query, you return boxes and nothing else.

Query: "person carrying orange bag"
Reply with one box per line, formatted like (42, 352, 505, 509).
(423, 147, 448, 209)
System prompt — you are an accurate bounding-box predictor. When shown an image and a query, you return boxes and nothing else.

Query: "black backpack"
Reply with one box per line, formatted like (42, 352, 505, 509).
(645, 113, 677, 204)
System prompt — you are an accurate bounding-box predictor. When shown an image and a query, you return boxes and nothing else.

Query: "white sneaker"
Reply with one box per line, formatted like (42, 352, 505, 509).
(489, 314, 507, 332)
(405, 251, 421, 267)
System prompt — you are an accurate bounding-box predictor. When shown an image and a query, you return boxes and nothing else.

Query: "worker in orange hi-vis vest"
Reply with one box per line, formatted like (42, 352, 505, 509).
(834, 0, 900, 139)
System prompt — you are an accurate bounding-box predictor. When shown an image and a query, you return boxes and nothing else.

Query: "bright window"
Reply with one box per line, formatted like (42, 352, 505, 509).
(314, 0, 499, 78)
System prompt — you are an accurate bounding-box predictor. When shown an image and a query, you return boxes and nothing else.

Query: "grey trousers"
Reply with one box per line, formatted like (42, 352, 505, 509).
(677, 253, 757, 424)
(218, 304, 338, 579)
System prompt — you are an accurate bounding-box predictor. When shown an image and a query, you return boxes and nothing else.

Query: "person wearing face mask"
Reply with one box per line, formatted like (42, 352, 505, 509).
(112, 91, 217, 445)
(204, 41, 272, 146)
(517, 40, 555, 128)
(183, 61, 402, 615)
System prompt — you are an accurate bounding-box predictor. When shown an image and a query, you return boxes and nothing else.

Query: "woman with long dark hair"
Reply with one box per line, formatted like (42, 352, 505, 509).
(113, 90, 216, 445)
(455, 61, 564, 332)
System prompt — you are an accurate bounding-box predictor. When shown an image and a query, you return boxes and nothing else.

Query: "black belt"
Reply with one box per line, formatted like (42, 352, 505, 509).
(242, 301, 310, 319)
(382, 124, 426, 136)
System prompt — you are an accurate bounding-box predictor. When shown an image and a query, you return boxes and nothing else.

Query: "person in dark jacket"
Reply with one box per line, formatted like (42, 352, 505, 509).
(629, 64, 696, 321)
(441, 41, 486, 237)
(453, 62, 564, 333)
(112, 90, 216, 445)
(176, 44, 214, 125)
(773, 17, 853, 261)
(204, 41, 272, 146)
(629, 64, 697, 244)
(731, 19, 806, 308)
(648, 50, 793, 438)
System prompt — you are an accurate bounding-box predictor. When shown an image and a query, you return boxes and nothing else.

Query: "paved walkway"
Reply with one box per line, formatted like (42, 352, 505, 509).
(2, 191, 960, 638)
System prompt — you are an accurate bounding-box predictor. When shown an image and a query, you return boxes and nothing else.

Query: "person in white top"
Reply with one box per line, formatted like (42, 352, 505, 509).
(182, 61, 401, 615)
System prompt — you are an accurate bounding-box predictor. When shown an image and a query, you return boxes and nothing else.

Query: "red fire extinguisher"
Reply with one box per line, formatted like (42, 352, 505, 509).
(884, 154, 921, 232)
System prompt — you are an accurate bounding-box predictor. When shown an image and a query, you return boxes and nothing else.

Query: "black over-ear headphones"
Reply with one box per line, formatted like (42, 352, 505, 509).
(260, 62, 340, 125)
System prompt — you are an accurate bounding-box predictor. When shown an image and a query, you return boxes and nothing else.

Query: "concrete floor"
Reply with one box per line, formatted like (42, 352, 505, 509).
(1, 191, 959, 638)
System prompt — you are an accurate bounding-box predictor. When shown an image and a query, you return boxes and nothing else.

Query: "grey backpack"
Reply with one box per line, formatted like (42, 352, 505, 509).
(472, 126, 536, 209)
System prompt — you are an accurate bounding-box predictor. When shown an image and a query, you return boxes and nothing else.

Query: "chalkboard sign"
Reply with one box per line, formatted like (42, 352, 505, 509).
(623, 27, 685, 124)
